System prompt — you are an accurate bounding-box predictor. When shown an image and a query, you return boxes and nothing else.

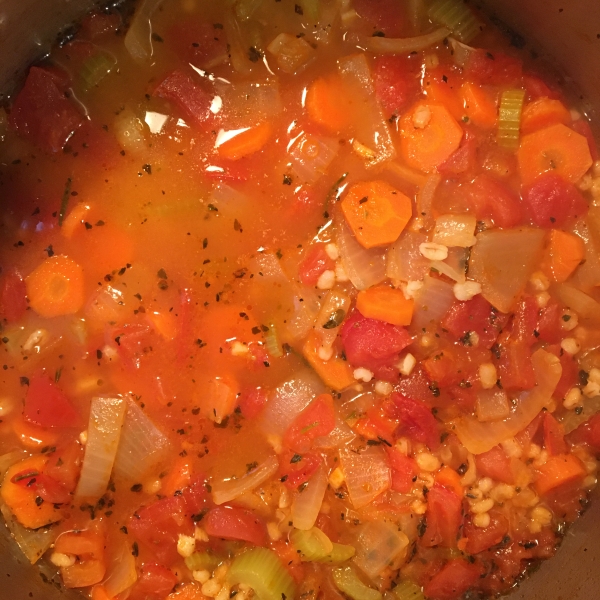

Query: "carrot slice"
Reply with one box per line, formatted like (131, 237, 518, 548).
(541, 229, 585, 283)
(435, 466, 463, 498)
(460, 82, 497, 129)
(341, 180, 412, 249)
(356, 285, 414, 326)
(167, 583, 206, 600)
(425, 80, 465, 123)
(217, 122, 272, 160)
(91, 585, 112, 600)
(305, 75, 352, 132)
(534, 453, 586, 496)
(302, 330, 355, 391)
(521, 97, 570, 134)
(399, 102, 464, 172)
(1, 455, 63, 529)
(517, 123, 593, 185)
(26, 255, 84, 318)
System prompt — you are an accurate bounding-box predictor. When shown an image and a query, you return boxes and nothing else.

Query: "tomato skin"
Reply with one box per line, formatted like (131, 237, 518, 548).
(523, 74, 560, 100)
(437, 137, 478, 175)
(496, 341, 535, 391)
(204, 506, 267, 546)
(466, 174, 523, 228)
(552, 349, 579, 400)
(572, 118, 599, 161)
(388, 393, 440, 450)
(372, 56, 420, 116)
(536, 301, 562, 344)
(10, 470, 71, 504)
(475, 445, 514, 484)
(511, 297, 539, 346)
(9, 66, 83, 152)
(23, 374, 81, 428)
(109, 322, 156, 370)
(464, 510, 508, 554)
(386, 447, 417, 493)
(237, 387, 268, 419)
(298, 244, 335, 286)
(464, 50, 523, 86)
(284, 394, 335, 453)
(0, 269, 27, 324)
(523, 172, 588, 228)
(279, 451, 321, 489)
(129, 563, 178, 600)
(420, 484, 462, 548)
(424, 559, 481, 600)
(542, 412, 567, 455)
(567, 413, 600, 452)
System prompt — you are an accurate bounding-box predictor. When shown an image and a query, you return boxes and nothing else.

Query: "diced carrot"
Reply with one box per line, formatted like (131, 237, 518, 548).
(147, 309, 179, 340)
(217, 122, 272, 161)
(91, 585, 112, 600)
(26, 255, 85, 318)
(305, 75, 352, 132)
(167, 583, 206, 600)
(341, 180, 412, 249)
(1, 455, 63, 529)
(356, 285, 414, 326)
(12, 418, 60, 449)
(160, 455, 193, 496)
(61, 560, 106, 589)
(521, 97, 570, 134)
(460, 82, 497, 129)
(541, 229, 585, 283)
(517, 123, 593, 186)
(425, 79, 465, 123)
(61, 202, 92, 239)
(435, 466, 463, 498)
(55, 529, 105, 559)
(534, 453, 586, 496)
(302, 330, 355, 391)
(199, 374, 240, 424)
(399, 102, 464, 172)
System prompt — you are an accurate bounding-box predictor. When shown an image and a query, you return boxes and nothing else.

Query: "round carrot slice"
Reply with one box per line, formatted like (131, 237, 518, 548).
(305, 75, 352, 132)
(26, 255, 85, 318)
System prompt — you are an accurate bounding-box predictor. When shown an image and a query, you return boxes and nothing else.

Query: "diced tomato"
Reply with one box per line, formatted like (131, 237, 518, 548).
(372, 56, 420, 116)
(510, 296, 539, 346)
(352, 0, 405, 36)
(572, 118, 599, 161)
(129, 496, 191, 566)
(464, 50, 523, 86)
(386, 447, 417, 493)
(45, 441, 84, 492)
(270, 540, 305, 583)
(354, 404, 398, 442)
(466, 174, 523, 228)
(129, 563, 178, 600)
(166, 22, 228, 69)
(522, 172, 588, 228)
(340, 310, 412, 381)
(10, 470, 71, 504)
(0, 268, 28, 323)
(553, 349, 579, 400)
(536, 301, 562, 344)
(388, 394, 440, 450)
(437, 137, 478, 175)
(182, 474, 212, 517)
(284, 394, 335, 453)
(204, 506, 266, 546)
(237, 387, 268, 419)
(153, 70, 212, 127)
(23, 374, 81, 428)
(298, 244, 335, 286)
(279, 451, 322, 489)
(110, 322, 156, 370)
(567, 413, 600, 452)
(542, 412, 568, 455)
(523, 74, 560, 101)
(496, 341, 535, 391)
(544, 478, 586, 522)
(396, 367, 434, 403)
(9, 66, 83, 152)
(424, 559, 481, 600)
(464, 510, 509, 554)
(420, 484, 462, 548)
(422, 350, 463, 388)
(475, 445, 514, 484)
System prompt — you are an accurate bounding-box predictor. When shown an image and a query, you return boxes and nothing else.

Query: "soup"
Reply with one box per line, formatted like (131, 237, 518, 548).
(0, 1, 599, 599)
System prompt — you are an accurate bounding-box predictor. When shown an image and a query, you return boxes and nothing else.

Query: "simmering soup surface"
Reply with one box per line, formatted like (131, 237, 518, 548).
(1, 1, 600, 599)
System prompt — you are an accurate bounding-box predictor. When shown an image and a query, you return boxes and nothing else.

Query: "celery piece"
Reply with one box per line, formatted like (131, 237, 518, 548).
(315, 542, 356, 563)
(79, 51, 117, 92)
(264, 322, 283, 358)
(497, 89, 526, 150)
(301, 0, 320, 22)
(332, 566, 382, 600)
(228, 548, 296, 600)
(393, 580, 425, 600)
(290, 527, 333, 561)
(185, 551, 220, 572)
(427, 0, 482, 43)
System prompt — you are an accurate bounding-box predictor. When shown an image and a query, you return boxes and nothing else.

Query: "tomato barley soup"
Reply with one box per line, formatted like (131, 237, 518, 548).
(1, 1, 600, 599)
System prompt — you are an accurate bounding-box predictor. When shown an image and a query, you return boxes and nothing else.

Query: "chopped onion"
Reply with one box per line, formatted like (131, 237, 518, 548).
(430, 259, 466, 283)
(113, 398, 170, 482)
(386, 230, 430, 283)
(337, 223, 387, 291)
(475, 388, 510, 422)
(124, 0, 163, 62)
(209, 183, 250, 216)
(313, 413, 356, 449)
(453, 349, 561, 454)
(571, 217, 600, 289)
(260, 370, 324, 436)
(554, 283, 600, 325)
(432, 214, 477, 248)
(449, 38, 477, 67)
(469, 227, 545, 313)
(0, 504, 56, 564)
(103, 539, 138, 597)
(352, 520, 409, 578)
(410, 275, 455, 332)
(75, 396, 127, 500)
(217, 81, 282, 129)
(333, 566, 382, 600)
(292, 464, 328, 530)
(339, 446, 391, 509)
(315, 289, 351, 349)
(351, 27, 450, 54)
(212, 455, 279, 505)
(417, 174, 442, 226)
(0, 450, 28, 478)
(286, 288, 322, 341)
(288, 132, 339, 184)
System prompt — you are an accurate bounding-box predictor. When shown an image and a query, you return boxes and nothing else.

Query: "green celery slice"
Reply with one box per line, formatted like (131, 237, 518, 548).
(428, 0, 482, 43)
(185, 551, 220, 572)
(264, 322, 283, 358)
(332, 566, 382, 600)
(79, 51, 117, 92)
(393, 580, 425, 600)
(497, 89, 526, 149)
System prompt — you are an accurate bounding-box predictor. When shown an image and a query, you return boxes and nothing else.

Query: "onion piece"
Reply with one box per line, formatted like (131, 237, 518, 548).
(430, 259, 465, 283)
(103, 539, 137, 597)
(570, 217, 600, 290)
(351, 27, 450, 54)
(469, 227, 545, 313)
(288, 132, 339, 184)
(292, 464, 328, 530)
(554, 283, 600, 325)
(339, 446, 391, 509)
(0, 450, 28, 478)
(315, 289, 351, 349)
(352, 521, 410, 578)
(75, 396, 127, 500)
(337, 223, 387, 291)
(432, 214, 477, 248)
(212, 455, 279, 505)
(453, 349, 561, 454)
(313, 413, 356, 449)
(124, 0, 163, 62)
(0, 504, 57, 564)
(410, 275, 455, 332)
(416, 173, 442, 227)
(386, 230, 430, 283)
(113, 398, 170, 482)
(475, 388, 510, 422)
(449, 38, 477, 67)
